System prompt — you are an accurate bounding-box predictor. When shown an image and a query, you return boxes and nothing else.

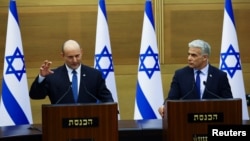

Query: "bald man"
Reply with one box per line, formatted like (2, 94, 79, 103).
(29, 40, 114, 104)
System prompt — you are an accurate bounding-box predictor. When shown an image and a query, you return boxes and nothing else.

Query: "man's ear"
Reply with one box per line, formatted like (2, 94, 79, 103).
(203, 54, 208, 60)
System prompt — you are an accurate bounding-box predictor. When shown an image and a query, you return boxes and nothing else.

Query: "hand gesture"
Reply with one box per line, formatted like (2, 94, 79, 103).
(39, 60, 54, 77)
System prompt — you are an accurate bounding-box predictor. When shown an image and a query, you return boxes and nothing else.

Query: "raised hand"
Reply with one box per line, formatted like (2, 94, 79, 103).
(39, 60, 54, 77)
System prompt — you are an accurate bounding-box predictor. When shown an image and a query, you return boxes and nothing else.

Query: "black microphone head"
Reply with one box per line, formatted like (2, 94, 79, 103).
(203, 81, 206, 85)
(203, 82, 222, 99)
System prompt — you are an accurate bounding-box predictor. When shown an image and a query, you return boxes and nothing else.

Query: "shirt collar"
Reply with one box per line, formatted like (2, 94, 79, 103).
(194, 64, 209, 75)
(65, 64, 81, 74)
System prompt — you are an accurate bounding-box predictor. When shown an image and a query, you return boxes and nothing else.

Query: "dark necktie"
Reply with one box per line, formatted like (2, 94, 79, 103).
(72, 70, 78, 102)
(196, 70, 201, 99)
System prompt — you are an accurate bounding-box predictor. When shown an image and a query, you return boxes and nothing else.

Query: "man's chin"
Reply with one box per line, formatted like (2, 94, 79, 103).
(188, 64, 194, 68)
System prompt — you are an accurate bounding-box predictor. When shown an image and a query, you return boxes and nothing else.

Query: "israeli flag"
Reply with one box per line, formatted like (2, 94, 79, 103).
(219, 0, 249, 120)
(134, 0, 164, 119)
(0, 0, 33, 126)
(94, 0, 120, 119)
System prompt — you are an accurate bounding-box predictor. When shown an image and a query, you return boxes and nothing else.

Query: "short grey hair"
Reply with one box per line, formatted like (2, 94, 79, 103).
(188, 39, 211, 56)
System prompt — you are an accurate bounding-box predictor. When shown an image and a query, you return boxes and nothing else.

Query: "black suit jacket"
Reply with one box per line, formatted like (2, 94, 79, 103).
(167, 64, 233, 100)
(29, 64, 114, 104)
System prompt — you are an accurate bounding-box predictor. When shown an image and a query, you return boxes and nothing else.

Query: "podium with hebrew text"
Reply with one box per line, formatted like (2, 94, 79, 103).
(163, 99, 242, 141)
(42, 102, 118, 141)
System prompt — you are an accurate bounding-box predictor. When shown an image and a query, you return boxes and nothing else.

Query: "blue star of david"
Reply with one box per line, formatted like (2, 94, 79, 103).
(139, 46, 160, 79)
(5, 47, 26, 81)
(220, 44, 241, 78)
(95, 46, 114, 79)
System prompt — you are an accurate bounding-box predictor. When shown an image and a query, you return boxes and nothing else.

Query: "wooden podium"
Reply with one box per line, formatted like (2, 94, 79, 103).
(42, 102, 118, 141)
(163, 98, 242, 141)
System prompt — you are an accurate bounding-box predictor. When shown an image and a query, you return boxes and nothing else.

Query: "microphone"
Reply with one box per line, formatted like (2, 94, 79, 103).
(180, 82, 195, 100)
(82, 79, 101, 103)
(203, 81, 222, 99)
(55, 83, 72, 104)
(83, 85, 101, 103)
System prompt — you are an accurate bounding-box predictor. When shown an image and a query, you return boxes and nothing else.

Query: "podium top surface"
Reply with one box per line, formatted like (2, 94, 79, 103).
(42, 102, 118, 107)
(166, 98, 241, 102)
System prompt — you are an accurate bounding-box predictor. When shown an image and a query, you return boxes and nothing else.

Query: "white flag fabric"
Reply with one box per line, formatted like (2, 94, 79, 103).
(94, 0, 120, 119)
(219, 0, 249, 120)
(0, 0, 33, 126)
(134, 0, 164, 119)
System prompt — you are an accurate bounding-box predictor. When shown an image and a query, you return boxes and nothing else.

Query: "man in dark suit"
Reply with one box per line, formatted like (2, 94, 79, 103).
(158, 39, 233, 117)
(29, 39, 114, 104)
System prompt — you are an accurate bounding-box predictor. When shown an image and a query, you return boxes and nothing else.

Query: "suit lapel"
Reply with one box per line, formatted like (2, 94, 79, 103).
(79, 65, 87, 98)
(205, 65, 214, 88)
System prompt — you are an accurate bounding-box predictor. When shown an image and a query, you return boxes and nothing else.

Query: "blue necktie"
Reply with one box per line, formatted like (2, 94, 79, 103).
(196, 70, 201, 99)
(72, 70, 78, 102)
